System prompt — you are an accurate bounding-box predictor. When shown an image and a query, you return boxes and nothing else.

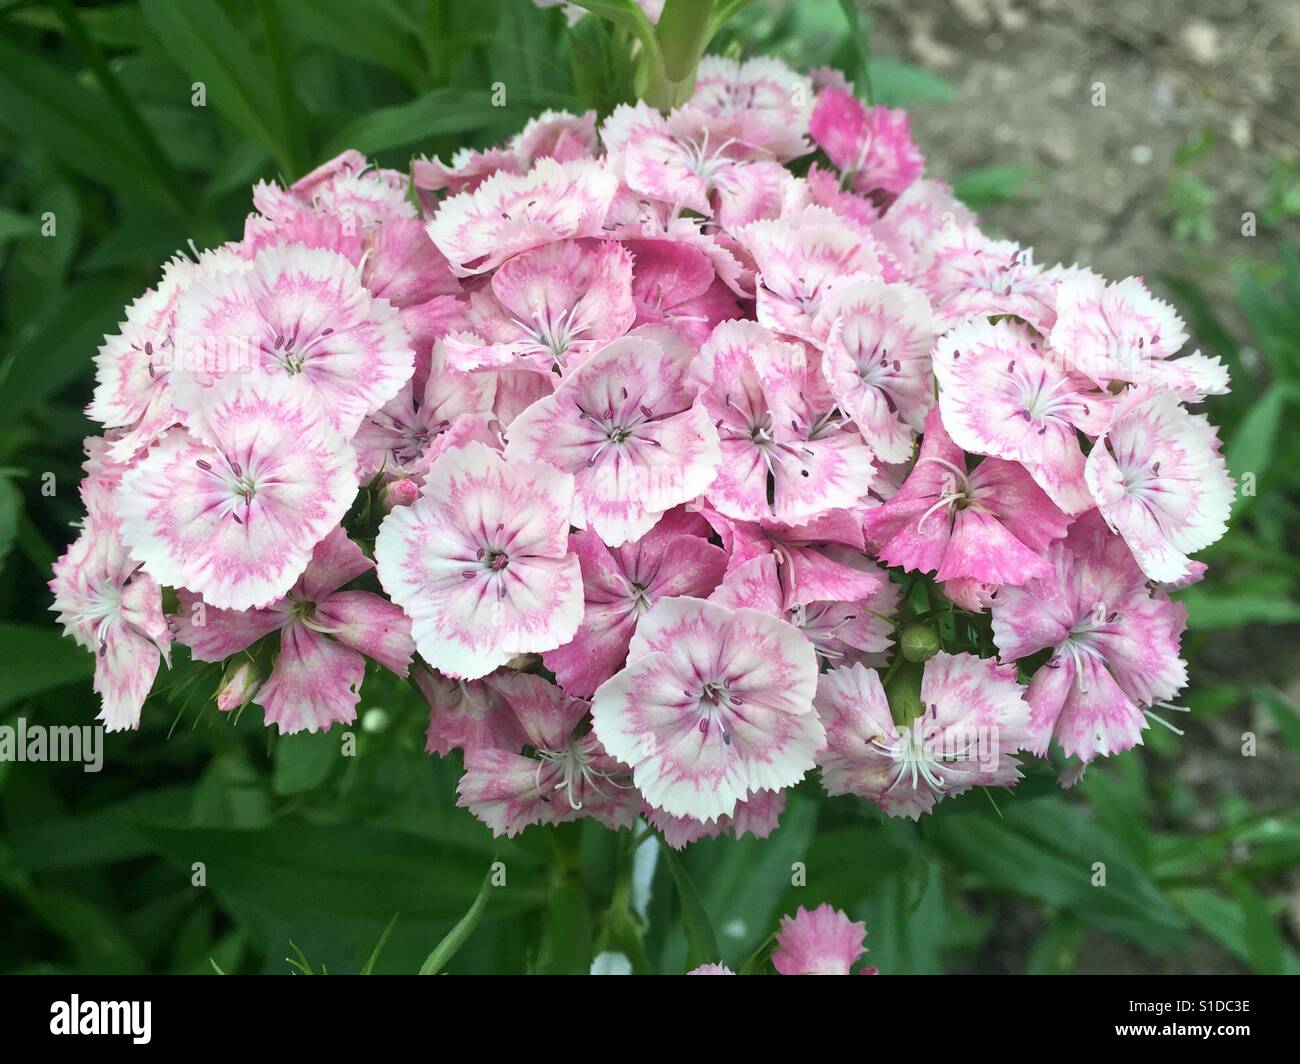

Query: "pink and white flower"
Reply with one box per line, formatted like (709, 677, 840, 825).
(1050, 272, 1229, 399)
(427, 158, 618, 275)
(543, 509, 727, 696)
(814, 654, 1032, 819)
(991, 513, 1189, 762)
(49, 508, 170, 732)
(446, 238, 635, 375)
(691, 320, 875, 524)
(169, 242, 414, 438)
(505, 328, 721, 544)
(173, 528, 414, 733)
(814, 279, 937, 463)
(736, 206, 883, 342)
(1084, 389, 1234, 584)
(118, 374, 357, 610)
(772, 903, 868, 976)
(590, 596, 822, 821)
(374, 441, 582, 679)
(933, 318, 1109, 514)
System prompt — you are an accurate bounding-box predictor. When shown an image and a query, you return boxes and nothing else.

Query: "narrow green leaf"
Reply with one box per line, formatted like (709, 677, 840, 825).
(662, 846, 720, 970)
(139, 0, 293, 176)
(419, 866, 494, 974)
(0, 36, 173, 206)
(360, 913, 400, 975)
(1255, 686, 1300, 758)
(324, 87, 500, 156)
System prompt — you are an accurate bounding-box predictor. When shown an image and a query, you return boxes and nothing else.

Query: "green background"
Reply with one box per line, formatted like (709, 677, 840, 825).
(1, 0, 1298, 974)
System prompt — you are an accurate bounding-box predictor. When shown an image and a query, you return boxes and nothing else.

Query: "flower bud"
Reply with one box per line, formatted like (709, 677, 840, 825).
(899, 621, 941, 663)
(885, 659, 925, 726)
(216, 657, 264, 713)
(381, 477, 420, 512)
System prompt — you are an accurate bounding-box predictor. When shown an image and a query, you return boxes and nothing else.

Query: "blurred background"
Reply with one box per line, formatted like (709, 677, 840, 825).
(0, 0, 1297, 974)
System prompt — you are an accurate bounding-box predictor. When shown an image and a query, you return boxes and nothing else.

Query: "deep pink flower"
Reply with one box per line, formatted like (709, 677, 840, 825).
(861, 407, 1072, 585)
(809, 87, 924, 200)
(456, 673, 638, 837)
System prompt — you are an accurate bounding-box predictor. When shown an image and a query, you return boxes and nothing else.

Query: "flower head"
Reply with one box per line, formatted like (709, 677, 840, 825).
(375, 441, 582, 679)
(590, 596, 822, 821)
(772, 903, 867, 975)
(118, 374, 357, 610)
(505, 328, 721, 545)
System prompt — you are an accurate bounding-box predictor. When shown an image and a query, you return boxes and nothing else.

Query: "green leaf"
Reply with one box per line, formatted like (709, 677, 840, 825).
(0, 623, 96, 708)
(662, 845, 720, 970)
(0, 36, 174, 206)
(869, 58, 957, 106)
(953, 164, 1037, 208)
(0, 208, 40, 248)
(1254, 686, 1300, 758)
(836, 0, 872, 102)
(1225, 383, 1296, 516)
(139, 0, 294, 176)
(324, 87, 501, 156)
(142, 823, 538, 974)
(1172, 887, 1300, 974)
(0, 476, 21, 574)
(924, 796, 1187, 952)
(538, 878, 593, 974)
(0, 276, 142, 422)
(420, 865, 494, 974)
(1179, 589, 1300, 630)
(271, 729, 339, 795)
(280, 0, 425, 86)
(360, 913, 400, 974)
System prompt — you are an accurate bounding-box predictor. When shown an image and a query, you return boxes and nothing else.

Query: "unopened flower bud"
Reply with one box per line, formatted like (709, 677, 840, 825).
(382, 477, 420, 512)
(216, 657, 264, 713)
(899, 622, 941, 663)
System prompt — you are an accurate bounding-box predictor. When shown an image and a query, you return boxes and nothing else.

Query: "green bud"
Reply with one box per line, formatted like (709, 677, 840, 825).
(899, 622, 942, 663)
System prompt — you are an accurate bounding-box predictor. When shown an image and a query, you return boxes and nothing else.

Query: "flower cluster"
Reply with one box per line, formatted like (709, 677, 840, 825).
(52, 55, 1233, 841)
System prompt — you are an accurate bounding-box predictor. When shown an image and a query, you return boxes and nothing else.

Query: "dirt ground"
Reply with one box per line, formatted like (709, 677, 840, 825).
(874, 0, 1300, 295)
(867, 0, 1300, 973)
